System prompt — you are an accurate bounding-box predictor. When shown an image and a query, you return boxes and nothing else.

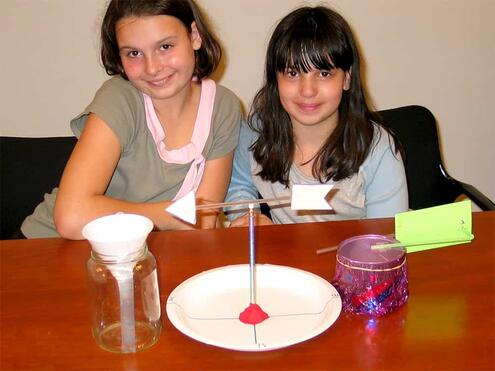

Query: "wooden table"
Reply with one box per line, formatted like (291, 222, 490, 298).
(1, 211, 494, 370)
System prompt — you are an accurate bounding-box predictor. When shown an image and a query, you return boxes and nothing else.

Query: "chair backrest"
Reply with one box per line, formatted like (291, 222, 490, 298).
(377, 105, 462, 210)
(0, 136, 77, 239)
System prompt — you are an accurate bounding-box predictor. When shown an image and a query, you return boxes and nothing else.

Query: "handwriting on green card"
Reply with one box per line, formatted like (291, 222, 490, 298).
(394, 200, 473, 253)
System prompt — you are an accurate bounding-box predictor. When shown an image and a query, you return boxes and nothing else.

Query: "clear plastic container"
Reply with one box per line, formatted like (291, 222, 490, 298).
(332, 234, 408, 317)
(84, 214, 162, 353)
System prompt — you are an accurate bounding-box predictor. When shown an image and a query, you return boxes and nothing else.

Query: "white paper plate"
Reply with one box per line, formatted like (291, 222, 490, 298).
(166, 264, 341, 351)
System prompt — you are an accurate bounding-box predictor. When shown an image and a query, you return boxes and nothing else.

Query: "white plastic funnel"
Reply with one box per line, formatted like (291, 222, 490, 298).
(82, 213, 153, 260)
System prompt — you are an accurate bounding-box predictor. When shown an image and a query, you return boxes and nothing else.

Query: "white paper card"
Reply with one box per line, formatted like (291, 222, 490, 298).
(291, 184, 334, 210)
(166, 190, 197, 224)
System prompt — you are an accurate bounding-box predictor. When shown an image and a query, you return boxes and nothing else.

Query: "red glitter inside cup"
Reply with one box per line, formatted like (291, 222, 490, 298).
(332, 234, 409, 317)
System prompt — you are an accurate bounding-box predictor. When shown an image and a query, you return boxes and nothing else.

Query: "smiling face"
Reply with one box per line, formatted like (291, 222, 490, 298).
(116, 14, 201, 103)
(276, 67, 350, 130)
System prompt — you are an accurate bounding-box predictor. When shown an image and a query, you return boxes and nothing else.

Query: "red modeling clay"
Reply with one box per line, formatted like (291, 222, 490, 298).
(239, 303, 269, 324)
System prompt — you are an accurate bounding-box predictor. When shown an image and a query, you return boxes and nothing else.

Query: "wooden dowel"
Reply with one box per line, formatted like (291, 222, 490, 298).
(316, 245, 339, 255)
(195, 195, 291, 211)
(316, 233, 396, 254)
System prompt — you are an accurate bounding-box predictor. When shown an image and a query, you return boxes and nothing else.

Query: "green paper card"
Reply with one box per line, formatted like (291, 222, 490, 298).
(395, 200, 474, 253)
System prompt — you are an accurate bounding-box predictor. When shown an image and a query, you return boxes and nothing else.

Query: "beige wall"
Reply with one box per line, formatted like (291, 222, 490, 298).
(1, 0, 494, 201)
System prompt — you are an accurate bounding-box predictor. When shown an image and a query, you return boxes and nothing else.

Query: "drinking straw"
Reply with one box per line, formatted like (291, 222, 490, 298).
(116, 273, 136, 352)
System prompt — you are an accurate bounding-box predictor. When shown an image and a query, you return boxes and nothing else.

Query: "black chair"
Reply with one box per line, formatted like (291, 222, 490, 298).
(0, 136, 77, 239)
(378, 105, 494, 211)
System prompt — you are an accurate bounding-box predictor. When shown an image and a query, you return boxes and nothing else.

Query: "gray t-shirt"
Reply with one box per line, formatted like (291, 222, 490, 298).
(22, 77, 241, 238)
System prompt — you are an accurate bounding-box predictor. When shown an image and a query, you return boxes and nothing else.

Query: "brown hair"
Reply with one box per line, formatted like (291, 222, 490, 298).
(250, 6, 400, 186)
(100, 0, 221, 79)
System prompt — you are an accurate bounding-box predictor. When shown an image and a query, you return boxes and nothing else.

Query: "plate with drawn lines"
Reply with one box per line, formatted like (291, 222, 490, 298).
(166, 264, 341, 351)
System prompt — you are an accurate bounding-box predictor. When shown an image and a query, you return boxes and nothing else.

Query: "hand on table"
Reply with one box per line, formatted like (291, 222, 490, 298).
(229, 212, 273, 228)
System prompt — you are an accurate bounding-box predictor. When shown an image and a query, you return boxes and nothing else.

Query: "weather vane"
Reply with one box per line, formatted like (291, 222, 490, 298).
(166, 184, 336, 325)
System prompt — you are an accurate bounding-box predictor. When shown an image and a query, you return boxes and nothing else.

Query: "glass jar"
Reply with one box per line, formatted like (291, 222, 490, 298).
(83, 214, 161, 353)
(87, 245, 162, 353)
(332, 234, 408, 317)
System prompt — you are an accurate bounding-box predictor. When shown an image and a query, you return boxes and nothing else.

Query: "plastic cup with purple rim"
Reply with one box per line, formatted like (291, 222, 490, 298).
(332, 234, 409, 317)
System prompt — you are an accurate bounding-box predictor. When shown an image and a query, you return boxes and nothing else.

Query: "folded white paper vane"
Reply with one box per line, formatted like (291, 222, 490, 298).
(166, 191, 197, 224)
(290, 184, 333, 210)
(166, 184, 335, 225)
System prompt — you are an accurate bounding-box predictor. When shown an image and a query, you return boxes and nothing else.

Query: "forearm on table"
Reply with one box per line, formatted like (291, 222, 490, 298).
(54, 195, 193, 240)
(224, 157, 259, 220)
(195, 153, 234, 228)
(224, 188, 260, 221)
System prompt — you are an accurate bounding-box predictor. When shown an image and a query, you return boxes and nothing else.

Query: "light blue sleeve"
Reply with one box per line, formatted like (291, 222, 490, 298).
(364, 132, 409, 218)
(224, 121, 260, 220)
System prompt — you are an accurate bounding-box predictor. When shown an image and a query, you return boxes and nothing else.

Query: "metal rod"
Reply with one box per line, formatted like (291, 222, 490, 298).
(248, 203, 255, 304)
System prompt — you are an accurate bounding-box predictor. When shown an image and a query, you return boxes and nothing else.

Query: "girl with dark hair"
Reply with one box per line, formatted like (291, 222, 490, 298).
(225, 6, 407, 226)
(22, 0, 241, 239)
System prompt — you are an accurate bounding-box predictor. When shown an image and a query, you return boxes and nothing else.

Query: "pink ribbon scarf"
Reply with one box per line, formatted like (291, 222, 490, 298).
(143, 79, 216, 200)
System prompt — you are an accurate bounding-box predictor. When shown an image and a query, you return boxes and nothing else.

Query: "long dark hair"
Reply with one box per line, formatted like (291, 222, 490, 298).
(100, 0, 221, 80)
(249, 6, 396, 186)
